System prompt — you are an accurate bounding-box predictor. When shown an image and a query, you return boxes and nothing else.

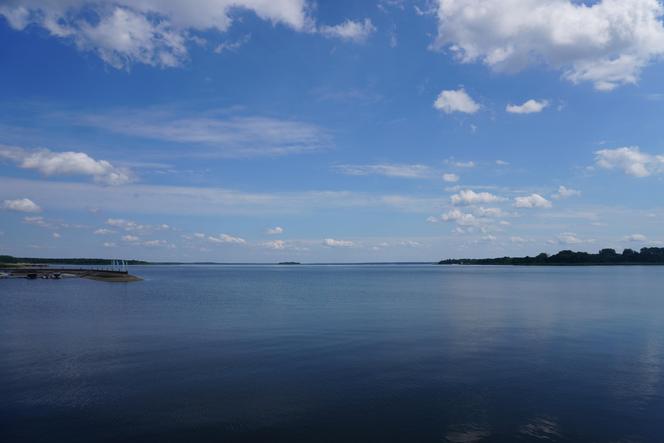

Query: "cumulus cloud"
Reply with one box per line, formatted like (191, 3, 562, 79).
(552, 185, 581, 200)
(434, 88, 480, 114)
(319, 18, 376, 42)
(0, 1, 314, 69)
(264, 239, 285, 250)
(208, 233, 246, 244)
(442, 173, 459, 182)
(122, 234, 140, 242)
(2, 197, 41, 213)
(432, 0, 664, 91)
(0, 144, 132, 185)
(595, 146, 664, 177)
(514, 193, 552, 208)
(94, 228, 115, 235)
(624, 233, 647, 242)
(439, 208, 479, 227)
(334, 163, 432, 179)
(323, 238, 354, 247)
(266, 226, 284, 235)
(451, 189, 504, 205)
(506, 99, 549, 114)
(556, 232, 594, 245)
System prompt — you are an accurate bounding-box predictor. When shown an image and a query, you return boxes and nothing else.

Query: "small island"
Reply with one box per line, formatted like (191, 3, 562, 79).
(278, 261, 301, 265)
(439, 247, 664, 266)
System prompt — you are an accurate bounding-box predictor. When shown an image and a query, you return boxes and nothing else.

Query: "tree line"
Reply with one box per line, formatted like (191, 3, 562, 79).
(439, 247, 664, 265)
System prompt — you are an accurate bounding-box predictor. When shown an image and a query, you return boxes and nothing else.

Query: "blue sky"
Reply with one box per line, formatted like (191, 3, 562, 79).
(1, 0, 664, 262)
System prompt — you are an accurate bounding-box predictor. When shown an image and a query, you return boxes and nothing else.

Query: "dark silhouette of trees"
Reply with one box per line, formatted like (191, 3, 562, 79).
(439, 247, 664, 265)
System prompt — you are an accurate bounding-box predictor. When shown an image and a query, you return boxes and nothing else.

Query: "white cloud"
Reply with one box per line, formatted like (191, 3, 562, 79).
(103, 242, 117, 248)
(264, 240, 285, 250)
(495, 160, 509, 166)
(214, 34, 251, 54)
(624, 233, 647, 242)
(208, 234, 246, 244)
(0, 144, 132, 185)
(319, 18, 376, 42)
(122, 234, 140, 242)
(94, 228, 115, 235)
(473, 206, 507, 218)
(76, 111, 330, 158)
(440, 208, 479, 226)
(432, 0, 664, 91)
(514, 193, 552, 209)
(451, 189, 503, 205)
(434, 88, 480, 114)
(52, 232, 61, 239)
(0, 1, 313, 69)
(506, 99, 549, 114)
(334, 163, 432, 179)
(442, 173, 459, 182)
(323, 238, 354, 247)
(556, 232, 594, 245)
(447, 159, 476, 168)
(2, 197, 41, 213)
(595, 146, 664, 177)
(266, 226, 284, 235)
(552, 185, 581, 200)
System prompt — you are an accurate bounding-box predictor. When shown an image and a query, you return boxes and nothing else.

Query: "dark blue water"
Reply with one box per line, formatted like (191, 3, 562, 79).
(2, 265, 664, 442)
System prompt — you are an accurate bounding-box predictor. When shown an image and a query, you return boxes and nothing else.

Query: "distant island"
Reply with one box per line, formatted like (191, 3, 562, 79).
(278, 261, 301, 265)
(439, 247, 664, 266)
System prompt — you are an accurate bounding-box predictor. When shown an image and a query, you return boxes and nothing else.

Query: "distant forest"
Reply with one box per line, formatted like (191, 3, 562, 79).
(439, 247, 664, 265)
(0, 255, 148, 265)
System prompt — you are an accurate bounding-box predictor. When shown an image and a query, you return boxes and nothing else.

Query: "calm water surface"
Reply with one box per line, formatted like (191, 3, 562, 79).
(2, 265, 664, 442)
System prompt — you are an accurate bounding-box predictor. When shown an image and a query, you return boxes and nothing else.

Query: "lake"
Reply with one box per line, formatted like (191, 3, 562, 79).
(2, 265, 664, 441)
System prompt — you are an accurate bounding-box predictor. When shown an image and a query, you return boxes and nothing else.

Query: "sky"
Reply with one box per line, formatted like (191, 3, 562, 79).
(1, 0, 664, 262)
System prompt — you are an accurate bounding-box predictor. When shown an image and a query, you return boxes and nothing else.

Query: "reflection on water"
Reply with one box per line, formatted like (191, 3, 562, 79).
(1, 265, 664, 441)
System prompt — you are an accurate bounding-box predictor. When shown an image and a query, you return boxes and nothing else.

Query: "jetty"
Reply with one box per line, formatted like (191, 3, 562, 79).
(0, 267, 142, 282)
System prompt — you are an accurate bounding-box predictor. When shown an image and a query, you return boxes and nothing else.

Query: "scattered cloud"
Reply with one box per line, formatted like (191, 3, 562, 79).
(94, 228, 115, 235)
(595, 146, 664, 177)
(495, 160, 509, 166)
(447, 159, 476, 168)
(76, 110, 330, 158)
(442, 173, 459, 183)
(0, 1, 314, 69)
(0, 144, 133, 185)
(431, 0, 664, 90)
(266, 226, 284, 235)
(323, 238, 354, 247)
(2, 197, 41, 213)
(103, 242, 116, 248)
(451, 189, 504, 205)
(556, 232, 594, 245)
(434, 88, 480, 114)
(264, 240, 286, 250)
(208, 234, 246, 244)
(624, 233, 647, 242)
(514, 194, 552, 209)
(319, 18, 376, 43)
(334, 163, 432, 179)
(52, 232, 61, 239)
(506, 99, 549, 114)
(122, 235, 140, 242)
(214, 34, 251, 54)
(552, 186, 581, 200)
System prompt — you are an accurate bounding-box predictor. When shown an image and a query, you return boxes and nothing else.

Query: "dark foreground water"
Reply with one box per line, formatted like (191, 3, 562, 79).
(2, 265, 664, 442)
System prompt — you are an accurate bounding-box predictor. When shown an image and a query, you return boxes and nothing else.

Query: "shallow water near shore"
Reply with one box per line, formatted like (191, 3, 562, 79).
(2, 264, 664, 442)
